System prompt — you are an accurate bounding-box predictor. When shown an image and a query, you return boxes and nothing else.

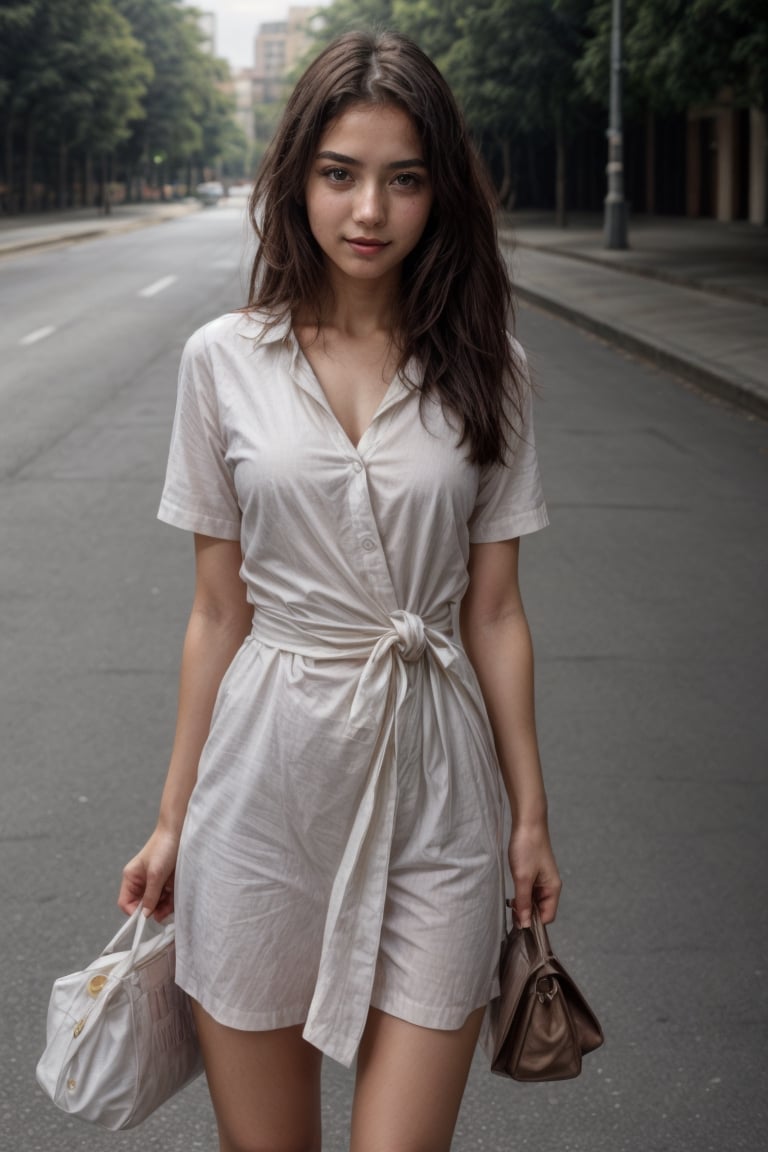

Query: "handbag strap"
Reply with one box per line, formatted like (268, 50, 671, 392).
(101, 907, 174, 984)
(505, 899, 555, 964)
(130, 906, 152, 951)
(529, 904, 555, 964)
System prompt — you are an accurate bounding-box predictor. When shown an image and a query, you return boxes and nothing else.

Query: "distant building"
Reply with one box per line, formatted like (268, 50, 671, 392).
(253, 7, 319, 104)
(685, 101, 765, 225)
(230, 68, 258, 147)
(195, 9, 216, 56)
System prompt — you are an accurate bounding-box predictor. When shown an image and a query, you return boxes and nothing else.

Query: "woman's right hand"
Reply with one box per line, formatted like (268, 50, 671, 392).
(118, 825, 180, 921)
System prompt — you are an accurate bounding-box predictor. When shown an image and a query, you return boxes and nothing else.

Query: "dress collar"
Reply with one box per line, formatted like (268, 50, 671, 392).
(235, 309, 293, 346)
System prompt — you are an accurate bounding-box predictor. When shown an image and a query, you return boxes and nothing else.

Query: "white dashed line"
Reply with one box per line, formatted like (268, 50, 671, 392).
(138, 274, 177, 298)
(20, 325, 56, 346)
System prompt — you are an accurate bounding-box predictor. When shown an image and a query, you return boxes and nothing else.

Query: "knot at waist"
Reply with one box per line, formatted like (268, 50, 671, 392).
(389, 610, 426, 663)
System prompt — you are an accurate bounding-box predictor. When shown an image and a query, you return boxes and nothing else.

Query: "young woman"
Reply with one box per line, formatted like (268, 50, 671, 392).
(119, 29, 561, 1152)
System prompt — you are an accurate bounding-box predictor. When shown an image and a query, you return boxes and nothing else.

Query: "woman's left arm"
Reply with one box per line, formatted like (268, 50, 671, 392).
(460, 537, 561, 927)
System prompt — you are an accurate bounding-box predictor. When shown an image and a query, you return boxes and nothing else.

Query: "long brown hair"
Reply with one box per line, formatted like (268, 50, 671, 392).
(247, 30, 522, 466)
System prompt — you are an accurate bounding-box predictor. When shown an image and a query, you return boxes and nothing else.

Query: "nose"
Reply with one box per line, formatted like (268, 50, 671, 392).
(353, 180, 385, 227)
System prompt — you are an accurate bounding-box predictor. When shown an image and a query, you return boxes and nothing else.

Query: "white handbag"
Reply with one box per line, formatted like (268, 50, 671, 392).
(36, 904, 204, 1130)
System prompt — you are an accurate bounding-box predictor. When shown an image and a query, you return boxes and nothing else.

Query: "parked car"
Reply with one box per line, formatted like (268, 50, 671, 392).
(226, 183, 254, 201)
(196, 181, 224, 207)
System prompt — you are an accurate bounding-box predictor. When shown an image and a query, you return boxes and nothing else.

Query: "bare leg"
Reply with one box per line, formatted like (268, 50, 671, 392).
(192, 1001, 323, 1152)
(350, 1006, 485, 1152)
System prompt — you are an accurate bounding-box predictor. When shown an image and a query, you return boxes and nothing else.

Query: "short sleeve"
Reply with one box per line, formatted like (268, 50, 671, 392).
(467, 341, 548, 543)
(157, 326, 242, 540)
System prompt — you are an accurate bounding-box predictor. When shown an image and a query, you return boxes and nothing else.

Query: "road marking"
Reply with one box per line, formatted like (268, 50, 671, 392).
(20, 325, 56, 346)
(138, 274, 177, 298)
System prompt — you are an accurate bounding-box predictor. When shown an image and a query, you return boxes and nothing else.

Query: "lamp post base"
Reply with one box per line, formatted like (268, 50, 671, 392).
(604, 196, 628, 249)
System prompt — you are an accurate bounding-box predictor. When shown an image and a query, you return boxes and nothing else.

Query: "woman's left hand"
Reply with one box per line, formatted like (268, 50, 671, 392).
(508, 822, 562, 928)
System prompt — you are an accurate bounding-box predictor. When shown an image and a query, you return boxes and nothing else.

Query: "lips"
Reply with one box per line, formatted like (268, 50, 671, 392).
(346, 237, 389, 253)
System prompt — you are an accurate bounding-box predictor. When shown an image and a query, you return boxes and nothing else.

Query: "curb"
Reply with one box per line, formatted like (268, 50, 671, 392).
(0, 202, 202, 259)
(504, 233, 768, 311)
(514, 283, 768, 423)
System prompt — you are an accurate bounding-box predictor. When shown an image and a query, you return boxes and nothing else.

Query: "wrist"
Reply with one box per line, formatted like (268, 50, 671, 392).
(509, 799, 549, 831)
(156, 810, 185, 841)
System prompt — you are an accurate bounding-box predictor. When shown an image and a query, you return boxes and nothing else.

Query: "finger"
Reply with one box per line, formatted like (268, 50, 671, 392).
(153, 882, 175, 923)
(512, 879, 534, 928)
(534, 885, 562, 925)
(141, 866, 169, 918)
(117, 871, 146, 917)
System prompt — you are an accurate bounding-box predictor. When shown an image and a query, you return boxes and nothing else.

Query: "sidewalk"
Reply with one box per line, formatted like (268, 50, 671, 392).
(501, 212, 768, 419)
(0, 199, 201, 257)
(0, 202, 766, 419)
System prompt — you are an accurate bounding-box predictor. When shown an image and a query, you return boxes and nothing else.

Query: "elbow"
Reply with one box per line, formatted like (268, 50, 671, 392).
(189, 596, 252, 637)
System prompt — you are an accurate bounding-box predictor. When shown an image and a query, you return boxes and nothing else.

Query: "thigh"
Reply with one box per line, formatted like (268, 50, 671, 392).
(192, 1001, 323, 1152)
(350, 1006, 485, 1152)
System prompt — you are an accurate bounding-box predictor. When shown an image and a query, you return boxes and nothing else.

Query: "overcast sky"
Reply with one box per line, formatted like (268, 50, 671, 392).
(186, 1, 329, 69)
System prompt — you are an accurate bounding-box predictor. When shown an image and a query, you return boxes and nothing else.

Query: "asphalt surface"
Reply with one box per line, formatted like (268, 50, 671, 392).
(1, 206, 766, 1151)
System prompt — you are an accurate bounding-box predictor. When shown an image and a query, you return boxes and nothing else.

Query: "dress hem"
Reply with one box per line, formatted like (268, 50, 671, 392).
(177, 968, 499, 1053)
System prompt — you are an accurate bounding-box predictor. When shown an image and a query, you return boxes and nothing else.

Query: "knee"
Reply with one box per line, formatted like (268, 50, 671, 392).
(220, 1138, 320, 1152)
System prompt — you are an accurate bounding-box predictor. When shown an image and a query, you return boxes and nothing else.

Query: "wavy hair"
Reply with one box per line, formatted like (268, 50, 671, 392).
(246, 29, 522, 466)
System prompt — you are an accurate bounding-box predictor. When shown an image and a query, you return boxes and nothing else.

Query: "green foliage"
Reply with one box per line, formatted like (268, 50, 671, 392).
(0, 0, 248, 210)
(1, 0, 149, 149)
(251, 101, 288, 171)
(578, 0, 768, 113)
(314, 0, 593, 217)
(315, 0, 593, 154)
(114, 0, 209, 165)
(310, 0, 394, 42)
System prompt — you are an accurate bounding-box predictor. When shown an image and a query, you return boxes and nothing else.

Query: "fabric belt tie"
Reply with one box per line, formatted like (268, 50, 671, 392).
(249, 606, 459, 1065)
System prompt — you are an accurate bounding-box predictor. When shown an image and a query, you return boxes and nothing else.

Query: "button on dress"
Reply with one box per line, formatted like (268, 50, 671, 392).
(158, 311, 548, 1066)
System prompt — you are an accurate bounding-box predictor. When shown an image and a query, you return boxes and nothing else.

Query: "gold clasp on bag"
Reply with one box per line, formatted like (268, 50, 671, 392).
(87, 974, 108, 997)
(73, 1019, 85, 1038)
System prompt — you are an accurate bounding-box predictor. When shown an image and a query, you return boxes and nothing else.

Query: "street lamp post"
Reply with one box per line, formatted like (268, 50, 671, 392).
(604, 0, 628, 248)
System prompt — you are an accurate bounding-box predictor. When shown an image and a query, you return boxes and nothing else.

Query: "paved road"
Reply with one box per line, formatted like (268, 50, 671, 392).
(1, 208, 766, 1151)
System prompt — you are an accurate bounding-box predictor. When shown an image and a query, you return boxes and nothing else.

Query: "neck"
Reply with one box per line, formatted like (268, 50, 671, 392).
(318, 269, 400, 338)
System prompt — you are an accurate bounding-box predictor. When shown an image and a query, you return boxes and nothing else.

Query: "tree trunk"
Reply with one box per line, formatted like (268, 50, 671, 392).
(57, 142, 68, 210)
(645, 108, 655, 214)
(554, 106, 567, 228)
(527, 138, 540, 208)
(84, 150, 94, 207)
(123, 160, 133, 204)
(100, 153, 111, 214)
(22, 117, 35, 212)
(497, 136, 515, 208)
(3, 110, 16, 213)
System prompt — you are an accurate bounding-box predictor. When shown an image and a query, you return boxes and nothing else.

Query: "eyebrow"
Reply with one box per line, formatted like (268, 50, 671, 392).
(316, 150, 427, 170)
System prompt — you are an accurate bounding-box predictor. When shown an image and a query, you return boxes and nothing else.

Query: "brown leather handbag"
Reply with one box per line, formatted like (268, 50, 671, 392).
(490, 905, 604, 1081)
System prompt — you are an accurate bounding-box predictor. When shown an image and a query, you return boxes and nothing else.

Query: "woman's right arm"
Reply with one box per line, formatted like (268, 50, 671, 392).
(118, 534, 252, 920)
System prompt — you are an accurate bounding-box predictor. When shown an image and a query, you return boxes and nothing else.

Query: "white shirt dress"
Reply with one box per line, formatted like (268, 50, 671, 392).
(158, 311, 548, 1067)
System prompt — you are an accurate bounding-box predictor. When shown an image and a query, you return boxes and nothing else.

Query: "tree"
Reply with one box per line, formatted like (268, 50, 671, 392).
(578, 0, 768, 114)
(395, 0, 593, 223)
(41, 0, 150, 209)
(0, 0, 246, 211)
(193, 55, 248, 183)
(302, 0, 596, 221)
(0, 1, 39, 210)
(309, 0, 394, 42)
(115, 0, 212, 195)
(0, 0, 149, 211)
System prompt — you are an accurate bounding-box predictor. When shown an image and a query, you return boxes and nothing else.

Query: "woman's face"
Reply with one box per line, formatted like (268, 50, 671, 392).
(304, 102, 433, 293)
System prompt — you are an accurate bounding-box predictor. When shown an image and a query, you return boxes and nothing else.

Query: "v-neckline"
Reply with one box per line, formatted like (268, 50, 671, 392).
(293, 343, 406, 453)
